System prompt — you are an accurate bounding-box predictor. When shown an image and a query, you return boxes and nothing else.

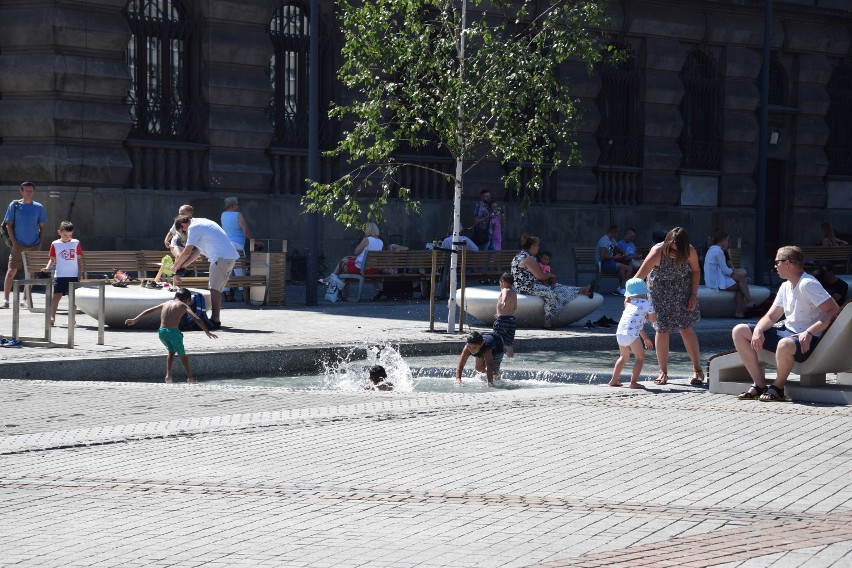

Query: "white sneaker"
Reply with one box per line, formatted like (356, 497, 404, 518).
(0, 300, 7, 309)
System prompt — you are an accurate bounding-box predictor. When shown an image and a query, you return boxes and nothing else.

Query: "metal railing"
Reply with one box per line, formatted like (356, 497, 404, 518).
(12, 278, 105, 348)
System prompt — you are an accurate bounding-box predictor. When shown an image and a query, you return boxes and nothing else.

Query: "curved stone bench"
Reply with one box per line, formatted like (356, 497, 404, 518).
(697, 285, 771, 318)
(75, 285, 211, 328)
(456, 286, 603, 328)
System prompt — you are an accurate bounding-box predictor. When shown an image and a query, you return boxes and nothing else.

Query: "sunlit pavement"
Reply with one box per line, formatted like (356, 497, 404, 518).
(2, 287, 851, 567)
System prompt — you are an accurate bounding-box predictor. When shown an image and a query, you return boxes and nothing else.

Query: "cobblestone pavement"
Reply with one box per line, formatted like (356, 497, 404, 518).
(2, 288, 851, 567)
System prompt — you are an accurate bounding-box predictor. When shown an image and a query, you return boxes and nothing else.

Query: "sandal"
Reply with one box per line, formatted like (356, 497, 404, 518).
(654, 372, 668, 385)
(737, 384, 767, 400)
(690, 369, 705, 386)
(759, 384, 788, 402)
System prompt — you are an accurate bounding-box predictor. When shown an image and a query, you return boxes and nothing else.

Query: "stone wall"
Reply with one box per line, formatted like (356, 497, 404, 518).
(1, 0, 851, 284)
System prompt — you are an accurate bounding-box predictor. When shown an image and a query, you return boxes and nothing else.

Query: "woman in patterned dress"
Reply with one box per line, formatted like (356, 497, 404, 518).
(511, 234, 596, 328)
(634, 227, 703, 385)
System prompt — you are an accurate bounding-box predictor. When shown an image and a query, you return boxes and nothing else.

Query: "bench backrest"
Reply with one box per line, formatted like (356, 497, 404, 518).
(22, 250, 144, 279)
(798, 245, 852, 272)
(361, 250, 449, 272)
(82, 251, 145, 278)
(459, 250, 518, 272)
(573, 246, 646, 268)
(140, 249, 211, 276)
(21, 250, 51, 279)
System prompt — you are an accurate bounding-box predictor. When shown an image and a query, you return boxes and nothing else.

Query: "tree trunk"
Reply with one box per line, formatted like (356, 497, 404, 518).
(447, 160, 463, 332)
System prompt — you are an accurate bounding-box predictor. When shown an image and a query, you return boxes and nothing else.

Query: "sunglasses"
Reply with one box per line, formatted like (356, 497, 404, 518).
(773, 259, 789, 266)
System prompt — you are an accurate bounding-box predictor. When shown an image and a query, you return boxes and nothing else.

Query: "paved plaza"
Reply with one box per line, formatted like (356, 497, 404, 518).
(2, 288, 852, 567)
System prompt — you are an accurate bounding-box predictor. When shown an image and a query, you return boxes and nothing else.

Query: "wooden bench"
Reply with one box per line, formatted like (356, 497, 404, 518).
(140, 249, 210, 280)
(336, 249, 517, 302)
(572, 246, 645, 286)
(337, 250, 448, 301)
(799, 245, 852, 273)
(22, 250, 144, 281)
(24, 249, 271, 306)
(139, 250, 266, 303)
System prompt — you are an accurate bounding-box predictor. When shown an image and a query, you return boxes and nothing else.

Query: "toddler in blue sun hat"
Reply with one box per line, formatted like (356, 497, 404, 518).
(608, 278, 657, 389)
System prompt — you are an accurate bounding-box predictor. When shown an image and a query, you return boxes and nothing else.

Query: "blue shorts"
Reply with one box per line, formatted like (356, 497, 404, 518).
(158, 327, 186, 356)
(600, 259, 619, 274)
(53, 277, 78, 296)
(493, 315, 516, 347)
(748, 323, 821, 363)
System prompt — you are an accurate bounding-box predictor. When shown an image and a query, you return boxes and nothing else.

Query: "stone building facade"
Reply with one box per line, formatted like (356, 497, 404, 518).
(0, 0, 850, 280)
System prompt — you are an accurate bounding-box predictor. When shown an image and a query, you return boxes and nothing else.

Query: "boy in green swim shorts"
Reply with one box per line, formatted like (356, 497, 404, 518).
(125, 288, 217, 383)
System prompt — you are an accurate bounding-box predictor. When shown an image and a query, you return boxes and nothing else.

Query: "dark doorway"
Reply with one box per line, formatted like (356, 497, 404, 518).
(765, 159, 786, 257)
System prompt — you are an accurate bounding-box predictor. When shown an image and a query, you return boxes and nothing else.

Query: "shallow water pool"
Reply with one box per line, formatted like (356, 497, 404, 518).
(203, 347, 700, 393)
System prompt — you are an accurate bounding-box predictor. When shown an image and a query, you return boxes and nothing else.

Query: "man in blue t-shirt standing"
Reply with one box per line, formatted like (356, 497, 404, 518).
(3, 182, 47, 308)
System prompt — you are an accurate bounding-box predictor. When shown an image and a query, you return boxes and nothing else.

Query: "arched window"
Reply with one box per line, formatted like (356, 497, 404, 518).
(268, 2, 311, 147)
(679, 49, 722, 171)
(826, 61, 852, 176)
(125, 0, 198, 139)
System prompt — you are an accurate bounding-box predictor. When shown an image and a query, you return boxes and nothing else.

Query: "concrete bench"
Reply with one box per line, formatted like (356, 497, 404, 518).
(456, 285, 603, 328)
(697, 284, 772, 318)
(708, 303, 852, 404)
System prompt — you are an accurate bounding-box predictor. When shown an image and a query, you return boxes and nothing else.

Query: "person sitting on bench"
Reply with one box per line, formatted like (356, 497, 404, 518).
(732, 246, 840, 402)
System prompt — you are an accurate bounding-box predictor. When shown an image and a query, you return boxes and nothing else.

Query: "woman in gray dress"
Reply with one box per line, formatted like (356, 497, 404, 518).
(634, 227, 703, 385)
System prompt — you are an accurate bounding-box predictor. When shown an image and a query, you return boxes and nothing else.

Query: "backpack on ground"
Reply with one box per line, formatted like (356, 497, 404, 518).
(179, 291, 214, 331)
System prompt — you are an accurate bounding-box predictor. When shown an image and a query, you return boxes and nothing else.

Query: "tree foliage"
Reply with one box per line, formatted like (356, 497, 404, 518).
(304, 0, 616, 227)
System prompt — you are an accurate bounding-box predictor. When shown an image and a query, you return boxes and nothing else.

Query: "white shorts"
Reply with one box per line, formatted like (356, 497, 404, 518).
(208, 258, 236, 292)
(616, 334, 640, 347)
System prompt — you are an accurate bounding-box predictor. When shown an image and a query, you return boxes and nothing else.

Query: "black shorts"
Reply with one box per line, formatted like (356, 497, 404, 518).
(748, 323, 821, 363)
(493, 315, 516, 347)
(53, 277, 78, 296)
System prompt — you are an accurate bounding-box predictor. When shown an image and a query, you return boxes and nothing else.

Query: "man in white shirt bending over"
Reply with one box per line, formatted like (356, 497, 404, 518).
(171, 216, 239, 329)
(732, 246, 840, 402)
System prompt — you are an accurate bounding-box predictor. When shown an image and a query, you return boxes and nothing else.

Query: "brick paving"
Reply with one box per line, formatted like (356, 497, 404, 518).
(1, 289, 851, 566)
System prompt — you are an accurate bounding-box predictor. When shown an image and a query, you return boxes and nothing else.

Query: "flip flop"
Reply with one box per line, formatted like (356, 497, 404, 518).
(654, 372, 668, 385)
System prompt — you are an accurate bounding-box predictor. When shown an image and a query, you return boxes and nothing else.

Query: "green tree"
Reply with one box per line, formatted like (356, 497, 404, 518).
(305, 0, 615, 329)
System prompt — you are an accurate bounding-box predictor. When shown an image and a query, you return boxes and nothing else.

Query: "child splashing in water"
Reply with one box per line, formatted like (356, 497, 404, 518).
(609, 278, 656, 389)
(365, 365, 394, 391)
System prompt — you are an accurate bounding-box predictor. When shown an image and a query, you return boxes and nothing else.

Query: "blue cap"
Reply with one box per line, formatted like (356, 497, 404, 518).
(624, 278, 648, 297)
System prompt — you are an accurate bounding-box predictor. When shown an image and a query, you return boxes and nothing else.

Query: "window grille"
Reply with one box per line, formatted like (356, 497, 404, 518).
(125, 0, 198, 139)
(594, 46, 643, 205)
(826, 61, 852, 176)
(679, 49, 722, 171)
(267, 2, 332, 148)
(596, 48, 643, 167)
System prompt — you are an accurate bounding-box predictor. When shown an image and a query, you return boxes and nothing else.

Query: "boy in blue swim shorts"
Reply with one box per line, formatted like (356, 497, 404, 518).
(125, 287, 217, 383)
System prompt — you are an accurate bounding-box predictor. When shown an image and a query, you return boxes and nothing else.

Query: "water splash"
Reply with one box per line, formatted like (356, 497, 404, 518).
(319, 344, 417, 393)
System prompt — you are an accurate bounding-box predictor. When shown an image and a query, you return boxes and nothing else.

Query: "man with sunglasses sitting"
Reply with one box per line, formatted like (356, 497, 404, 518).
(731, 246, 840, 402)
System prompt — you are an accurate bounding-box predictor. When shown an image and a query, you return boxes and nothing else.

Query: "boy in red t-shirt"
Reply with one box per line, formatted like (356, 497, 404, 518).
(42, 221, 83, 326)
